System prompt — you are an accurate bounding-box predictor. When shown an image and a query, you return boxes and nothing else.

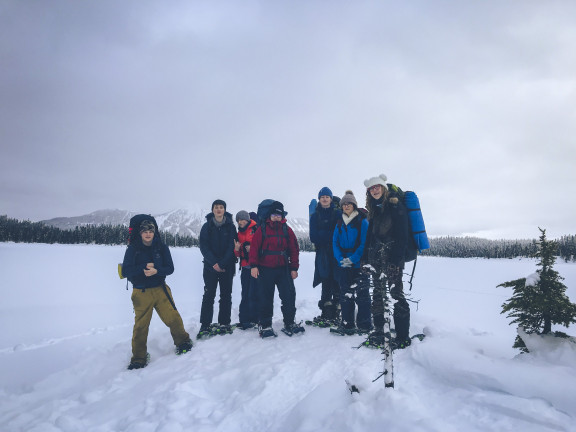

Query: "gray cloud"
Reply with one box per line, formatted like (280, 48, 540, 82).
(1, 0, 575, 239)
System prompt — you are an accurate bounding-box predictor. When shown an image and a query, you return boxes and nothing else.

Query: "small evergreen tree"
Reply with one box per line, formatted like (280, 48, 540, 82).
(498, 228, 576, 352)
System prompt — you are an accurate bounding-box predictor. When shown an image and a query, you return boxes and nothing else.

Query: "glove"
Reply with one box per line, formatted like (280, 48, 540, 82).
(340, 258, 353, 268)
(309, 199, 318, 216)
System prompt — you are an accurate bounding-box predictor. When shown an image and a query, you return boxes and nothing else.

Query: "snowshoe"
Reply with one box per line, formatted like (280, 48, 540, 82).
(330, 325, 357, 336)
(236, 322, 257, 330)
(259, 327, 278, 339)
(281, 322, 305, 337)
(127, 352, 150, 370)
(305, 316, 339, 328)
(175, 339, 193, 355)
(361, 330, 386, 349)
(212, 323, 234, 335)
(196, 324, 213, 340)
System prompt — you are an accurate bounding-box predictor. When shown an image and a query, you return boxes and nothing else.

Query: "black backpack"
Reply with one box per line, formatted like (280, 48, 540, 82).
(128, 214, 159, 245)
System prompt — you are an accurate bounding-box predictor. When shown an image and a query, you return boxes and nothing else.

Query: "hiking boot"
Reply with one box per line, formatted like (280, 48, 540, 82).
(196, 324, 211, 339)
(259, 326, 277, 338)
(127, 353, 150, 370)
(331, 325, 356, 336)
(391, 337, 412, 350)
(238, 322, 256, 330)
(214, 324, 233, 335)
(175, 339, 193, 355)
(364, 330, 385, 348)
(282, 322, 305, 336)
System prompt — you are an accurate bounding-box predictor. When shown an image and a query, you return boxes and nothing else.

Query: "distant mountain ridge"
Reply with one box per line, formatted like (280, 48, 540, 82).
(41, 209, 310, 239)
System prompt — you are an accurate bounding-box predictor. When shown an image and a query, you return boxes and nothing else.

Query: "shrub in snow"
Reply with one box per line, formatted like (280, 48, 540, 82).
(498, 228, 576, 352)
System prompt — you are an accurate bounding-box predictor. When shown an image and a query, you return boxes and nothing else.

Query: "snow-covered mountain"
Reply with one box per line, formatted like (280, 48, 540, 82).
(41, 208, 310, 239)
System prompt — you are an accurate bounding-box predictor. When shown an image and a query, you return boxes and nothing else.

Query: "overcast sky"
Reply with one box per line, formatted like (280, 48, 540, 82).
(1, 0, 575, 239)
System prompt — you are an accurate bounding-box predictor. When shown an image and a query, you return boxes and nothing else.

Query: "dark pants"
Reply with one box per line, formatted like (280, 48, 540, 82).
(239, 267, 259, 324)
(337, 267, 371, 330)
(369, 263, 410, 340)
(200, 265, 234, 326)
(257, 267, 296, 328)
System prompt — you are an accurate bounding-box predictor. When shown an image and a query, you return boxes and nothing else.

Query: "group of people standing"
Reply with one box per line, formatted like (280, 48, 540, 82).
(311, 174, 412, 350)
(122, 173, 413, 370)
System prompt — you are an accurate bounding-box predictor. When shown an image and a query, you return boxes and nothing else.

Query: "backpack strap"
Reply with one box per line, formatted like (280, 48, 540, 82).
(259, 223, 289, 258)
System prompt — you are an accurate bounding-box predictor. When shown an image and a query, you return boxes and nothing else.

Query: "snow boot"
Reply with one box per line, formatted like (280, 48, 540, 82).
(128, 353, 150, 370)
(363, 330, 386, 349)
(259, 327, 278, 339)
(196, 324, 212, 339)
(281, 322, 305, 337)
(175, 339, 193, 355)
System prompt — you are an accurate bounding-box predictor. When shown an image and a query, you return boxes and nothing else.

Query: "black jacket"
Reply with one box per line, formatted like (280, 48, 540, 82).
(122, 237, 174, 289)
(199, 212, 238, 271)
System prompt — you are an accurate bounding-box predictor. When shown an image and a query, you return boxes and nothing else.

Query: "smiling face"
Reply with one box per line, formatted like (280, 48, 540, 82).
(341, 202, 355, 216)
(368, 184, 384, 200)
(238, 220, 248, 229)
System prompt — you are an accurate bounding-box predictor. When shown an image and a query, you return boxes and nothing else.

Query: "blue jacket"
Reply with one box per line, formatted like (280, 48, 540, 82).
(310, 204, 341, 248)
(333, 212, 369, 268)
(122, 237, 174, 289)
(199, 212, 238, 271)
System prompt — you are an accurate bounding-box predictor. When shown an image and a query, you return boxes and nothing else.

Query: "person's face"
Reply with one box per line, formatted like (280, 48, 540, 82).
(270, 213, 282, 222)
(238, 220, 248, 229)
(319, 195, 332, 208)
(140, 229, 155, 246)
(369, 184, 384, 200)
(341, 203, 354, 216)
(213, 204, 225, 218)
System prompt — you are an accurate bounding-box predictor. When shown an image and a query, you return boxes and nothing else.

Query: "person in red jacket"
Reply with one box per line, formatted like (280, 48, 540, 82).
(249, 201, 304, 338)
(234, 210, 259, 329)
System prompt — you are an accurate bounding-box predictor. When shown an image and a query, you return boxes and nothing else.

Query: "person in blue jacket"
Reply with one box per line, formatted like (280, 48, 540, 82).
(332, 190, 371, 334)
(309, 186, 342, 323)
(198, 199, 238, 337)
(122, 218, 192, 370)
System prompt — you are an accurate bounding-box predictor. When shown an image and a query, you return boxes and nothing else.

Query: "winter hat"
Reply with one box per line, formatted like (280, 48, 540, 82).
(364, 174, 388, 190)
(339, 190, 358, 209)
(139, 220, 156, 233)
(235, 210, 251, 223)
(212, 199, 227, 211)
(270, 201, 286, 217)
(249, 211, 258, 222)
(318, 186, 333, 199)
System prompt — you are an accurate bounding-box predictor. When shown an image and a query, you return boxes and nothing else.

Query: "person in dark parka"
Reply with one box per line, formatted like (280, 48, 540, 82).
(362, 174, 412, 349)
(309, 186, 342, 321)
(122, 218, 192, 370)
(198, 199, 238, 335)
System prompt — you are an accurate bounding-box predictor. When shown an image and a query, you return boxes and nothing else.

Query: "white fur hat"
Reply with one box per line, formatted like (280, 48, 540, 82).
(364, 174, 388, 190)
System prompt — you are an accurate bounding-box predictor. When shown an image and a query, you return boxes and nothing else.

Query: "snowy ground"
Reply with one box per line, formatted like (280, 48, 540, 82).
(1, 243, 576, 432)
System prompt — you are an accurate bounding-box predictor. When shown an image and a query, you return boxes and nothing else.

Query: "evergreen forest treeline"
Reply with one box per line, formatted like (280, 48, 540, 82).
(1, 215, 575, 261)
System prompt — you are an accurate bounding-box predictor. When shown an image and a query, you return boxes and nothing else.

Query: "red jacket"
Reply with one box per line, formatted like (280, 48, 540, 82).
(235, 219, 257, 267)
(249, 219, 300, 271)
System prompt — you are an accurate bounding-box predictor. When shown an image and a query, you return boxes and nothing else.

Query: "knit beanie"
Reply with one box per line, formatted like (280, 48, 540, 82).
(212, 199, 227, 211)
(339, 190, 358, 209)
(235, 210, 251, 223)
(318, 186, 333, 199)
(364, 174, 389, 190)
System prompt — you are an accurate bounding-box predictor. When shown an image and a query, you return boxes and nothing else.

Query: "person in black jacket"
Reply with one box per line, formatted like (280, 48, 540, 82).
(362, 174, 412, 349)
(309, 186, 342, 323)
(198, 199, 238, 337)
(122, 218, 192, 370)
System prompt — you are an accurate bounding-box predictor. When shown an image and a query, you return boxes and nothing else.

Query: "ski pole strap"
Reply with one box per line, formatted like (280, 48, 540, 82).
(162, 282, 178, 311)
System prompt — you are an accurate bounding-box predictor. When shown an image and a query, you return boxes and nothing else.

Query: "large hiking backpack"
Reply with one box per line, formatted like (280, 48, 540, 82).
(119, 214, 160, 280)
(386, 184, 430, 263)
(127, 214, 159, 245)
(256, 199, 286, 225)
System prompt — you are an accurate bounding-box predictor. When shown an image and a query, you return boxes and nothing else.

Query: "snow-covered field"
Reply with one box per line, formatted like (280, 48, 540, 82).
(1, 243, 575, 432)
